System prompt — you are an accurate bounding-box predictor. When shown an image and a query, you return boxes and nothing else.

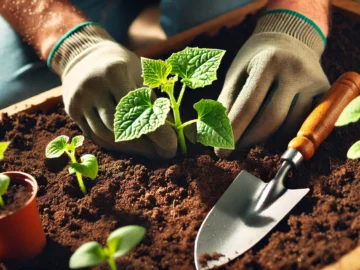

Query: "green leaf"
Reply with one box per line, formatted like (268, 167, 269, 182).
(347, 141, 360, 159)
(141, 58, 172, 88)
(69, 241, 105, 269)
(194, 99, 234, 149)
(45, 135, 69, 158)
(107, 225, 146, 258)
(0, 142, 10, 160)
(166, 47, 225, 89)
(0, 174, 10, 196)
(336, 96, 360, 126)
(71, 135, 85, 148)
(114, 88, 171, 142)
(69, 154, 98, 179)
(161, 75, 178, 95)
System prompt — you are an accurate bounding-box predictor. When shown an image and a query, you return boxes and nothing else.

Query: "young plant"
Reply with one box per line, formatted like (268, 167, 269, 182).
(0, 142, 10, 208)
(45, 135, 98, 195)
(69, 225, 146, 270)
(114, 47, 235, 154)
(0, 174, 10, 208)
(336, 96, 360, 159)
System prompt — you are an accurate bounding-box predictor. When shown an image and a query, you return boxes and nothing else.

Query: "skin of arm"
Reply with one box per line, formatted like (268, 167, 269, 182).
(267, 0, 330, 37)
(0, 0, 330, 60)
(0, 0, 88, 60)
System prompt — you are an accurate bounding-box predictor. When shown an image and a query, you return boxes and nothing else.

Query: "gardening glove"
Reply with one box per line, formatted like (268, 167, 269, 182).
(48, 23, 177, 159)
(216, 10, 330, 158)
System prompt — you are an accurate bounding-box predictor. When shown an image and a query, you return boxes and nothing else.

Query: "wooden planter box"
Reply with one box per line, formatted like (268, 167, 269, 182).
(1, 1, 360, 269)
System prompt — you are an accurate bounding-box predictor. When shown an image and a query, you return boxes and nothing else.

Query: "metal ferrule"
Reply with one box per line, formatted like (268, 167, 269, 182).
(281, 148, 304, 168)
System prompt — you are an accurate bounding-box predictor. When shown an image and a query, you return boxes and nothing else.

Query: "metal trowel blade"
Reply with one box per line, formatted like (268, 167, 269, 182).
(194, 170, 309, 269)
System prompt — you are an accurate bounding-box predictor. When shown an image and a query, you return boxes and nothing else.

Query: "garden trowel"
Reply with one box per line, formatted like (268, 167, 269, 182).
(194, 72, 360, 269)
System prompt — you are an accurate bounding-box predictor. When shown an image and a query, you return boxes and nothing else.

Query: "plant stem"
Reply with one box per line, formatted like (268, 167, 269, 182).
(177, 119, 199, 130)
(165, 120, 176, 128)
(0, 196, 4, 208)
(172, 102, 187, 154)
(75, 172, 86, 195)
(177, 127, 187, 154)
(108, 257, 117, 270)
(177, 84, 186, 106)
(66, 150, 87, 195)
(165, 83, 189, 154)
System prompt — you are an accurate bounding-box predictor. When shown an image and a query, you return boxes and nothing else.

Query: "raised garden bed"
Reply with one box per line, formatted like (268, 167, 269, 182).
(1, 9, 360, 270)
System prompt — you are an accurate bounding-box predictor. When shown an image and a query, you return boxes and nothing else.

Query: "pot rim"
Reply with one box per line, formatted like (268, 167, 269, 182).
(0, 171, 38, 219)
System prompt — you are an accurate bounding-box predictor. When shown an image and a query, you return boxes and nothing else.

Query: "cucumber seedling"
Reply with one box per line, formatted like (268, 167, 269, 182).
(0, 142, 11, 208)
(114, 47, 235, 155)
(336, 96, 360, 159)
(69, 225, 146, 270)
(45, 135, 98, 195)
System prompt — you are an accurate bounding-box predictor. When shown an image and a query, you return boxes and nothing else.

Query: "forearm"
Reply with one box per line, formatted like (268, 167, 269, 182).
(0, 0, 88, 60)
(267, 0, 330, 37)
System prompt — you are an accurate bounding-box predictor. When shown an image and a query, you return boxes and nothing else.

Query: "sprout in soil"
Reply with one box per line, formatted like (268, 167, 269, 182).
(336, 96, 360, 159)
(45, 135, 98, 195)
(114, 47, 235, 155)
(0, 142, 11, 208)
(69, 225, 146, 270)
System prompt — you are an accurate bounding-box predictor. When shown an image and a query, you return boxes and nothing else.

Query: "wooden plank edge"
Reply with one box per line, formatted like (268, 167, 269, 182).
(333, 0, 360, 20)
(0, 87, 62, 119)
(135, 0, 268, 58)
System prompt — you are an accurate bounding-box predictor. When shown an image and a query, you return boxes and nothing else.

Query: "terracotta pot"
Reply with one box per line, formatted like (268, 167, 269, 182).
(0, 171, 46, 260)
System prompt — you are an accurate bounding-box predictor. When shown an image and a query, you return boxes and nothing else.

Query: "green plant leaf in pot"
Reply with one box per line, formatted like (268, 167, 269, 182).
(0, 174, 10, 195)
(0, 174, 11, 208)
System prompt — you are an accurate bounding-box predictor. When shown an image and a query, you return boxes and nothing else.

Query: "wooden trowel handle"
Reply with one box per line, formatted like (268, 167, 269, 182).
(288, 72, 360, 160)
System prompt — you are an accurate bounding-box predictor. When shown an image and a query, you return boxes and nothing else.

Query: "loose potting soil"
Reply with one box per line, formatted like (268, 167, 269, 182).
(0, 10, 360, 270)
(0, 183, 32, 217)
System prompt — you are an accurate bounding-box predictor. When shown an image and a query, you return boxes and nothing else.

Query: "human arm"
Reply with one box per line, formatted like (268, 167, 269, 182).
(0, 1, 177, 159)
(267, 0, 330, 36)
(0, 0, 87, 60)
(215, 0, 330, 157)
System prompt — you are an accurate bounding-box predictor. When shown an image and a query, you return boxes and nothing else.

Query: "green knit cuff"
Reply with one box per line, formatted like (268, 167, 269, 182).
(254, 9, 327, 55)
(47, 22, 108, 75)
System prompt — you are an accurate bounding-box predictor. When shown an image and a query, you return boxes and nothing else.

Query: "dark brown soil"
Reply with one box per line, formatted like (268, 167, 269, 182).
(0, 9, 360, 270)
(0, 183, 32, 217)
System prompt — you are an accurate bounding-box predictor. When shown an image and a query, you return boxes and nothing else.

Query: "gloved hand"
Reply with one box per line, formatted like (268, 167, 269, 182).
(48, 23, 177, 159)
(216, 10, 330, 158)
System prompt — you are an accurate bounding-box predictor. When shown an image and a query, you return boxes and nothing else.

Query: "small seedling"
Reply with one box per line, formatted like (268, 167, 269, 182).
(0, 174, 10, 208)
(114, 47, 235, 155)
(0, 142, 11, 208)
(69, 225, 146, 270)
(336, 96, 360, 159)
(45, 135, 98, 195)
